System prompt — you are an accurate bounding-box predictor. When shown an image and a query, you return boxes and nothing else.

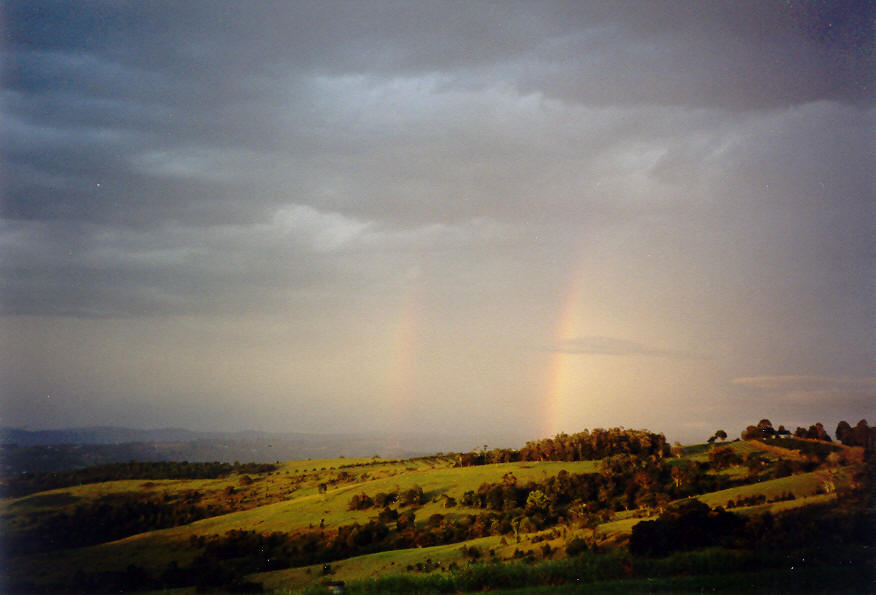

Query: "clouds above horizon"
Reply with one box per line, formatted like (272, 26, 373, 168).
(548, 336, 701, 359)
(731, 375, 876, 403)
(1, 1, 873, 439)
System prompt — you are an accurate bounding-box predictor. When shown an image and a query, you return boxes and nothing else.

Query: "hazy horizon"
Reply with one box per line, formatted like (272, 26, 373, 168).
(2, 1, 874, 445)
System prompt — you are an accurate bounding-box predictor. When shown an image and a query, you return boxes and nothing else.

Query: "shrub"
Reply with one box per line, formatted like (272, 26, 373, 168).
(566, 537, 589, 556)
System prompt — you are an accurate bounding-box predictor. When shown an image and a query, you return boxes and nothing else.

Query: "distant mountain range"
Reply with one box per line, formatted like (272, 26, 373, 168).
(0, 426, 525, 475)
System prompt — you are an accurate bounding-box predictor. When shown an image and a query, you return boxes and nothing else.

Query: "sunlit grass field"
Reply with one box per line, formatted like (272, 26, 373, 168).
(2, 440, 865, 593)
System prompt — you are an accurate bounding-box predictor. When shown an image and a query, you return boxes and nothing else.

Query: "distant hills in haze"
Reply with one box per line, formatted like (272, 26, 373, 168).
(1, 426, 351, 446)
(0, 426, 524, 474)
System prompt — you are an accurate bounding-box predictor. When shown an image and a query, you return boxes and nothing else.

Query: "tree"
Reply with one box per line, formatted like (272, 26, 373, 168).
(347, 493, 373, 510)
(378, 507, 398, 524)
(836, 421, 853, 445)
(399, 485, 424, 507)
(741, 426, 759, 440)
(745, 453, 767, 475)
(671, 465, 688, 489)
(756, 419, 775, 439)
(525, 490, 549, 514)
(852, 419, 870, 448)
(374, 491, 397, 507)
(714, 430, 727, 442)
(566, 537, 589, 556)
(709, 446, 742, 470)
(806, 423, 831, 442)
(629, 500, 743, 557)
(396, 510, 415, 530)
(427, 513, 444, 527)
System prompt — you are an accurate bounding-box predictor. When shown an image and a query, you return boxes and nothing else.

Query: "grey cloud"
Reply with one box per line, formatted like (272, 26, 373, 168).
(731, 376, 876, 391)
(4, 0, 872, 230)
(1, 1, 873, 437)
(730, 376, 876, 413)
(0, 204, 513, 317)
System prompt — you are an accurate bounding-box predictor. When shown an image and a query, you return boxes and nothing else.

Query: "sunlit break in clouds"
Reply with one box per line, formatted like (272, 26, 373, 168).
(1, 1, 874, 443)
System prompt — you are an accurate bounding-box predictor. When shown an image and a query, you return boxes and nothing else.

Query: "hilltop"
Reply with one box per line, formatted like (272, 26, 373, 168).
(1, 420, 873, 593)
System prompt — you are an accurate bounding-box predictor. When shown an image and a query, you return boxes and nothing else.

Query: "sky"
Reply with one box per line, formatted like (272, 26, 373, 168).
(1, 1, 874, 444)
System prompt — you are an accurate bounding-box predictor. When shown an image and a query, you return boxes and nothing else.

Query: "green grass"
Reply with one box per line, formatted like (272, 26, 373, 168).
(693, 468, 841, 509)
(680, 440, 774, 464)
(291, 547, 874, 594)
(4, 459, 598, 587)
(463, 564, 873, 594)
(87, 460, 600, 539)
(4, 448, 867, 594)
(257, 534, 506, 592)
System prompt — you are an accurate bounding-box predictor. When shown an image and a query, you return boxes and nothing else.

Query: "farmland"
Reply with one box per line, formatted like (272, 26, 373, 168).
(1, 423, 873, 593)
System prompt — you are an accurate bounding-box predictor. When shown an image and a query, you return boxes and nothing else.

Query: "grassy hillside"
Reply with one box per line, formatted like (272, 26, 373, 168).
(2, 431, 872, 594)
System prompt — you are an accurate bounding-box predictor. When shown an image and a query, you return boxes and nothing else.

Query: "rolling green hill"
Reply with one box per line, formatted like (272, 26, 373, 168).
(1, 428, 872, 594)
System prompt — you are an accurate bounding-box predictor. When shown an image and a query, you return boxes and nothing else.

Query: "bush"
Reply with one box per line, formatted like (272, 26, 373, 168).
(347, 493, 374, 510)
(566, 537, 589, 556)
(399, 485, 425, 507)
(630, 500, 744, 557)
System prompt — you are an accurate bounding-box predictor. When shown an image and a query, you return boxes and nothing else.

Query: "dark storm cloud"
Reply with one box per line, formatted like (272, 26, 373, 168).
(4, 1, 871, 220)
(516, 1, 874, 109)
(2, 0, 873, 318)
(1, 1, 873, 437)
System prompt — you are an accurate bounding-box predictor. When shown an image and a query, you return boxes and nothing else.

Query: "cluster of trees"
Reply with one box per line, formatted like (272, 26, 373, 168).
(632, 496, 875, 560)
(630, 500, 743, 556)
(4, 490, 234, 555)
(835, 419, 875, 452)
(740, 419, 794, 440)
(708, 446, 743, 470)
(455, 429, 669, 467)
(725, 491, 795, 509)
(43, 505, 561, 593)
(460, 457, 738, 528)
(347, 486, 425, 510)
(2, 460, 277, 498)
(176, 512, 524, 588)
(739, 418, 837, 442)
(740, 418, 876, 454)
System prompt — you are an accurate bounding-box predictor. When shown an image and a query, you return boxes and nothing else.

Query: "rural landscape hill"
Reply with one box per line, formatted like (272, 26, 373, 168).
(1, 419, 874, 593)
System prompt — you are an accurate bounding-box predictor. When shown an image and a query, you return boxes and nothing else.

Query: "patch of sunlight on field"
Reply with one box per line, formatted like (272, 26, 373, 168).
(276, 457, 378, 473)
(256, 534, 506, 591)
(594, 516, 653, 544)
(726, 441, 771, 458)
(694, 468, 842, 509)
(259, 521, 616, 592)
(680, 440, 769, 463)
(742, 492, 836, 515)
(114, 460, 601, 541)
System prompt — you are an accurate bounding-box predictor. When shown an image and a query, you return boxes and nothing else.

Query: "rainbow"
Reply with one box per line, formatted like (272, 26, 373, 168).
(543, 268, 588, 438)
(389, 276, 424, 425)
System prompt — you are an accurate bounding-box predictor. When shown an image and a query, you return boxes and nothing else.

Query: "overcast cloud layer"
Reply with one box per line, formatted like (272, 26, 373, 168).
(2, 1, 874, 443)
